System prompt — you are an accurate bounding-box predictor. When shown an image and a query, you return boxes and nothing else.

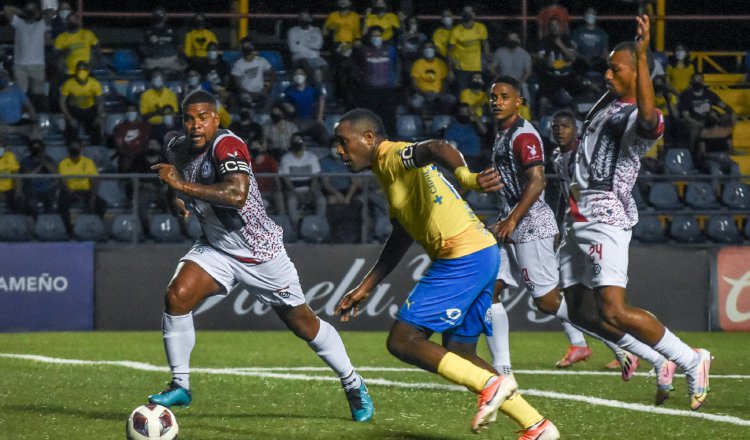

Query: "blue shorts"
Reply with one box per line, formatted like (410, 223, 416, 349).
(397, 245, 500, 344)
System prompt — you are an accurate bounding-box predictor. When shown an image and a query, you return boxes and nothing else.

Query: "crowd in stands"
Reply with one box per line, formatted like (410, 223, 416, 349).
(0, 0, 748, 244)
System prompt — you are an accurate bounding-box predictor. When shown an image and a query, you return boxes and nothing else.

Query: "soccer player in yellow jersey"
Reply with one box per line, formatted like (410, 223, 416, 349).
(334, 108, 559, 438)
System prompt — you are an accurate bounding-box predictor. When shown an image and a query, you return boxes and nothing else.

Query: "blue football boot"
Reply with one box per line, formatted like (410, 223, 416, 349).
(148, 381, 192, 408)
(345, 379, 374, 422)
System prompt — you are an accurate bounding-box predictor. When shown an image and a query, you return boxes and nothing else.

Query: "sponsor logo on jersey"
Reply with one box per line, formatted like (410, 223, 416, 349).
(439, 308, 462, 326)
(201, 161, 212, 178)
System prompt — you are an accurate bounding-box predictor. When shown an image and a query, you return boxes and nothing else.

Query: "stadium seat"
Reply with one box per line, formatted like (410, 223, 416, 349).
(125, 79, 148, 103)
(396, 114, 425, 141)
(731, 154, 750, 177)
(669, 215, 703, 243)
(111, 48, 142, 75)
(684, 182, 720, 209)
(429, 114, 452, 136)
(46, 146, 69, 164)
(258, 50, 286, 74)
(166, 81, 184, 100)
(299, 214, 330, 243)
(148, 213, 183, 242)
(183, 214, 202, 240)
(73, 214, 107, 241)
(34, 213, 68, 241)
(270, 214, 297, 243)
(663, 148, 697, 174)
(83, 145, 115, 172)
(647, 182, 683, 209)
(706, 215, 742, 243)
(373, 214, 392, 242)
(0, 214, 31, 241)
(103, 113, 125, 137)
(110, 214, 142, 242)
(722, 180, 750, 209)
(324, 114, 342, 136)
(97, 180, 129, 211)
(732, 120, 750, 153)
(633, 215, 667, 243)
(222, 50, 242, 65)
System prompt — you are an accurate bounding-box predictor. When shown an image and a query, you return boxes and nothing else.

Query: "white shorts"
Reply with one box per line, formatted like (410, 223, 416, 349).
(181, 241, 305, 308)
(559, 222, 631, 290)
(496, 237, 559, 298)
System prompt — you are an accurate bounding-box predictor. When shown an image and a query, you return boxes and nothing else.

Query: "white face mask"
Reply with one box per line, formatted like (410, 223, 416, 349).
(152, 77, 164, 88)
(59, 9, 71, 20)
(293, 74, 306, 85)
(584, 14, 596, 25)
(188, 76, 200, 87)
(423, 48, 435, 59)
(207, 50, 218, 60)
(371, 36, 383, 48)
(126, 111, 138, 122)
(163, 114, 174, 126)
(441, 17, 453, 27)
(676, 50, 687, 61)
(0, 147, 5, 156)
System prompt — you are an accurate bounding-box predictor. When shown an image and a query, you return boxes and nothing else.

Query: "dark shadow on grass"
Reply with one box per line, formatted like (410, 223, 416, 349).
(1, 403, 124, 421)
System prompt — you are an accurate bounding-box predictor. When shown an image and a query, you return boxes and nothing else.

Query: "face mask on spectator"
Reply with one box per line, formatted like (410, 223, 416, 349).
(423, 48, 435, 59)
(461, 13, 473, 24)
(68, 147, 81, 158)
(242, 45, 254, 56)
(270, 111, 283, 123)
(470, 80, 484, 90)
(76, 69, 89, 81)
(290, 139, 304, 152)
(59, 9, 71, 20)
(371, 36, 383, 48)
(152, 76, 164, 88)
(456, 113, 471, 124)
(188, 75, 200, 87)
(373, 7, 386, 14)
(207, 50, 218, 60)
(300, 19, 312, 29)
(584, 14, 596, 25)
(441, 16, 453, 27)
(126, 111, 138, 122)
(293, 74, 306, 85)
(163, 114, 174, 126)
(66, 19, 78, 30)
(675, 50, 687, 61)
(145, 149, 161, 165)
(691, 81, 703, 92)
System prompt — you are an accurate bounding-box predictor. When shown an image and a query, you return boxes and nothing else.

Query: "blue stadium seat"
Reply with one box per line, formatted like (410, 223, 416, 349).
(633, 215, 667, 243)
(166, 81, 184, 100)
(126, 79, 148, 104)
(669, 215, 702, 243)
(299, 214, 330, 243)
(258, 50, 286, 74)
(373, 214, 392, 242)
(684, 182, 720, 210)
(648, 182, 683, 209)
(110, 214, 142, 242)
(148, 213, 183, 242)
(664, 148, 698, 174)
(324, 114, 342, 136)
(73, 214, 107, 241)
(183, 214, 202, 240)
(111, 49, 142, 75)
(396, 114, 425, 141)
(104, 113, 125, 137)
(97, 180, 129, 211)
(722, 180, 750, 209)
(706, 215, 742, 244)
(270, 214, 297, 243)
(34, 213, 68, 241)
(429, 114, 452, 136)
(83, 146, 115, 172)
(0, 214, 31, 241)
(46, 146, 69, 164)
(222, 50, 242, 65)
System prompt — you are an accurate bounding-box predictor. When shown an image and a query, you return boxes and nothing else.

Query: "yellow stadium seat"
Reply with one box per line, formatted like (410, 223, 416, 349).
(714, 89, 750, 116)
(704, 73, 747, 88)
(731, 154, 750, 177)
(733, 120, 750, 152)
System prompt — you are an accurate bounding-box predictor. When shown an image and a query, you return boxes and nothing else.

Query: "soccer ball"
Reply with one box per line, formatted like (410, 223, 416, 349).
(126, 404, 179, 440)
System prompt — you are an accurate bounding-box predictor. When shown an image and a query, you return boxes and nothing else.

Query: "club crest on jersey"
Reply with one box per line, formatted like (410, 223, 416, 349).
(439, 308, 462, 326)
(526, 282, 535, 292)
(201, 161, 213, 178)
(593, 263, 602, 275)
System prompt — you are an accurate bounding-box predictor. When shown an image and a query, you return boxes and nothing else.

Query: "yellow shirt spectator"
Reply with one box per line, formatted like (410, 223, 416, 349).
(54, 29, 99, 75)
(667, 63, 695, 94)
(59, 156, 98, 191)
(364, 12, 400, 42)
(459, 88, 488, 117)
(184, 28, 218, 59)
(61, 77, 103, 110)
(140, 88, 179, 125)
(0, 149, 20, 192)
(411, 58, 449, 94)
(448, 22, 487, 72)
(432, 27, 452, 59)
(323, 10, 361, 44)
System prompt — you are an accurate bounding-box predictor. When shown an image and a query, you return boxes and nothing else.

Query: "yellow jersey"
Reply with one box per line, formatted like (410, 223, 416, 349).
(411, 58, 449, 93)
(323, 11, 361, 44)
(432, 27, 452, 59)
(58, 156, 98, 191)
(61, 77, 103, 110)
(667, 63, 695, 94)
(54, 29, 99, 75)
(448, 22, 487, 72)
(364, 13, 400, 42)
(372, 140, 495, 260)
(459, 89, 488, 117)
(0, 150, 20, 192)
(139, 88, 179, 125)
(184, 29, 218, 58)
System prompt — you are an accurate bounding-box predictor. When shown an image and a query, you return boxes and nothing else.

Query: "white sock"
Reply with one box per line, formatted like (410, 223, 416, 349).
(555, 296, 587, 347)
(616, 333, 666, 368)
(653, 328, 699, 371)
(308, 318, 359, 390)
(487, 302, 512, 373)
(555, 296, 622, 356)
(162, 312, 195, 390)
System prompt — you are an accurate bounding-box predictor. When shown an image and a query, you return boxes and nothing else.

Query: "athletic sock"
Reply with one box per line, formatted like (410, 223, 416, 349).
(486, 302, 512, 373)
(616, 333, 665, 367)
(308, 318, 357, 383)
(436, 352, 495, 393)
(560, 320, 587, 347)
(653, 328, 699, 371)
(499, 392, 545, 429)
(162, 312, 195, 390)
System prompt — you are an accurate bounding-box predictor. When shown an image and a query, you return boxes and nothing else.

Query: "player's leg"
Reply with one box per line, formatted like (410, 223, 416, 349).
(485, 244, 514, 376)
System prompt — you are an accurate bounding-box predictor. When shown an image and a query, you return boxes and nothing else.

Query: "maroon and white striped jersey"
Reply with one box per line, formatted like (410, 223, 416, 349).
(568, 100, 663, 229)
(491, 116, 558, 243)
(166, 129, 284, 263)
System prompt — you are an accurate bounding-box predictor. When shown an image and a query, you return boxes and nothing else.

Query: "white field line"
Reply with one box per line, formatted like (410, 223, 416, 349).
(1, 353, 749, 427)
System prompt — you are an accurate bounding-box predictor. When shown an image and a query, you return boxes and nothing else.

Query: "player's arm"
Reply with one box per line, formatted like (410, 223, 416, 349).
(408, 139, 503, 192)
(336, 220, 413, 321)
(153, 163, 249, 209)
(634, 14, 658, 132)
(491, 164, 545, 242)
(165, 186, 190, 219)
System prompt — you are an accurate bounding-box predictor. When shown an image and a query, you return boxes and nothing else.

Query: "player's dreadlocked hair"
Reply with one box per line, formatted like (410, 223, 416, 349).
(338, 108, 387, 138)
(181, 89, 217, 111)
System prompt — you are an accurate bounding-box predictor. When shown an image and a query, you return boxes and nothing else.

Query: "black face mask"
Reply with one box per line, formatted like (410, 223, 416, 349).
(691, 82, 703, 92)
(30, 147, 42, 157)
(456, 114, 471, 124)
(290, 140, 304, 152)
(300, 20, 312, 29)
(242, 46, 254, 56)
(67, 21, 78, 31)
(270, 113, 283, 123)
(470, 81, 484, 90)
(373, 7, 386, 14)
(68, 149, 81, 158)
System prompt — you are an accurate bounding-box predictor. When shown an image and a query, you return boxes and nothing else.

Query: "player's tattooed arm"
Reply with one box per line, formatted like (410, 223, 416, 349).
(152, 163, 249, 209)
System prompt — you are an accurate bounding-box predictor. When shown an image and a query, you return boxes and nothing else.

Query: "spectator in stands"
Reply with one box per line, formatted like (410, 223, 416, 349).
(280, 133, 326, 232)
(183, 69, 203, 95)
(570, 7, 609, 76)
(363, 0, 401, 43)
(666, 43, 694, 95)
(459, 72, 488, 118)
(445, 102, 487, 170)
(57, 138, 106, 234)
(139, 69, 179, 126)
(536, 17, 577, 116)
(59, 61, 102, 145)
(196, 41, 230, 86)
(183, 13, 218, 71)
(48, 1, 72, 39)
(231, 37, 275, 110)
(284, 68, 330, 147)
(19, 139, 58, 218)
(536, 0, 569, 41)
(4, 1, 48, 112)
(112, 104, 151, 173)
(0, 69, 41, 141)
(149, 105, 176, 145)
(288, 9, 327, 85)
(53, 12, 99, 76)
(263, 103, 299, 160)
(248, 140, 285, 216)
(141, 7, 185, 75)
(432, 9, 454, 60)
(229, 107, 264, 148)
(320, 146, 361, 244)
(409, 41, 454, 115)
(355, 26, 400, 136)
(491, 32, 533, 106)
(448, 5, 489, 93)
(397, 15, 427, 75)
(0, 138, 22, 213)
(323, 0, 362, 109)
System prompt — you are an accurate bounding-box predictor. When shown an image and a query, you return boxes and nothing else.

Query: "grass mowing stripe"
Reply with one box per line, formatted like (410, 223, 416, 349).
(2, 352, 749, 428)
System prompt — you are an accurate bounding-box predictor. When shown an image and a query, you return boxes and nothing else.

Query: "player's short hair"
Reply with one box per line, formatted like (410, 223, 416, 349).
(491, 74, 521, 93)
(181, 89, 216, 111)
(339, 108, 386, 137)
(552, 109, 577, 122)
(612, 41, 655, 74)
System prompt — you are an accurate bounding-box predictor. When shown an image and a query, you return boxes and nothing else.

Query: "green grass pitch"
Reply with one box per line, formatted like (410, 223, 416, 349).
(0, 331, 748, 439)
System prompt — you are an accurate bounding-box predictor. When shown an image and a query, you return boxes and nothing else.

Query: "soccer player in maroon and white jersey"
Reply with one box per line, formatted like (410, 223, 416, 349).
(559, 16, 711, 411)
(146, 90, 374, 422)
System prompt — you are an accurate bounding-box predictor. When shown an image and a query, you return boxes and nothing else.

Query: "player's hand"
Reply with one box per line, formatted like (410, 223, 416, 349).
(151, 163, 182, 188)
(174, 197, 190, 219)
(476, 167, 503, 192)
(335, 287, 370, 322)
(635, 14, 651, 54)
(489, 218, 516, 243)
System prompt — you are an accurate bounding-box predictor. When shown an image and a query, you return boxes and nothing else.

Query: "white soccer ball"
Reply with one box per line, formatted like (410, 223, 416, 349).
(126, 404, 179, 440)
